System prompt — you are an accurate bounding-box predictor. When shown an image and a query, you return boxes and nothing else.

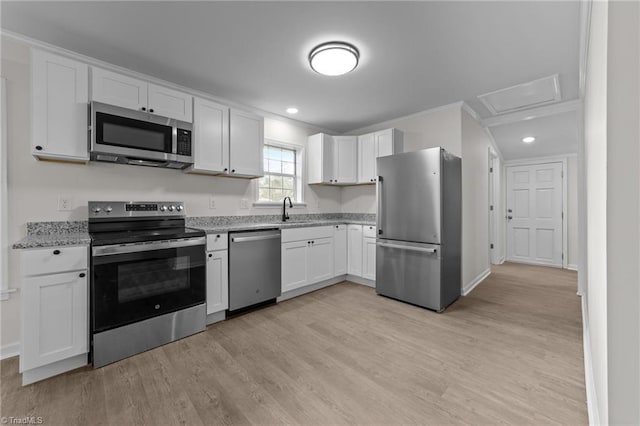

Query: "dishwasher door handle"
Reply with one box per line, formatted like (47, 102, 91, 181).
(231, 234, 280, 243)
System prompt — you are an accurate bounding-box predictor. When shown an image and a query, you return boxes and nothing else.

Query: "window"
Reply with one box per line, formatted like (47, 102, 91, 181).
(257, 143, 303, 204)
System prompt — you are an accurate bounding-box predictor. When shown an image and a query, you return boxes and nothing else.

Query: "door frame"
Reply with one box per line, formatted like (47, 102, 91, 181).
(504, 155, 569, 269)
(488, 148, 500, 264)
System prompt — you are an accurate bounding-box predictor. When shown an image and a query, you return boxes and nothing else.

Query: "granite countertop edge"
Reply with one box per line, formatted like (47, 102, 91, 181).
(12, 233, 92, 250)
(197, 219, 376, 234)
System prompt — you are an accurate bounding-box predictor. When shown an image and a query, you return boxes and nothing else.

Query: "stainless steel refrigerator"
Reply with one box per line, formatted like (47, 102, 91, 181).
(376, 147, 461, 312)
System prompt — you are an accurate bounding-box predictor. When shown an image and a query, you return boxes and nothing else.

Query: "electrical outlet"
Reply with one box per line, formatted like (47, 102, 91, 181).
(209, 197, 216, 209)
(57, 196, 73, 211)
(240, 198, 250, 209)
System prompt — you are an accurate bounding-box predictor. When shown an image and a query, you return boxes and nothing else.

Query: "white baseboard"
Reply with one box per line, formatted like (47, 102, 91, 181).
(278, 276, 344, 302)
(1, 342, 19, 360)
(22, 353, 88, 386)
(568, 264, 578, 271)
(462, 268, 491, 296)
(345, 274, 375, 288)
(581, 296, 600, 425)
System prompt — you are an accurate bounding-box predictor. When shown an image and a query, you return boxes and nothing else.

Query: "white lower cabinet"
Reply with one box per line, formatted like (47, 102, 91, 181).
(347, 225, 363, 276)
(281, 227, 334, 293)
(19, 245, 89, 385)
(362, 237, 377, 280)
(206, 250, 228, 314)
(206, 233, 228, 315)
(362, 225, 377, 281)
(333, 225, 347, 276)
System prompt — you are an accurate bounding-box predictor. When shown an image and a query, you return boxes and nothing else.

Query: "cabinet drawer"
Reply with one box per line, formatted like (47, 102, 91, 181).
(282, 226, 333, 243)
(206, 233, 228, 251)
(363, 225, 377, 238)
(21, 246, 88, 276)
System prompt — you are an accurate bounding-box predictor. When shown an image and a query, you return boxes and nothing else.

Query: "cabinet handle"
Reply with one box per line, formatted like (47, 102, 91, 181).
(79, 272, 86, 278)
(141, 107, 146, 111)
(53, 249, 61, 255)
(35, 145, 43, 151)
(149, 108, 154, 113)
(208, 253, 213, 258)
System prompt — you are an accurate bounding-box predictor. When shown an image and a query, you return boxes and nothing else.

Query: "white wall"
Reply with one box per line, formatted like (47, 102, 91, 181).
(605, 1, 640, 424)
(0, 37, 342, 348)
(461, 110, 491, 290)
(567, 156, 579, 267)
(340, 103, 463, 213)
(584, 0, 609, 421)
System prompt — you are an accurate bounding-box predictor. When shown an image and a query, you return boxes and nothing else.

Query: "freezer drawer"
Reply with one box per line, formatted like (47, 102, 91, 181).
(375, 239, 447, 311)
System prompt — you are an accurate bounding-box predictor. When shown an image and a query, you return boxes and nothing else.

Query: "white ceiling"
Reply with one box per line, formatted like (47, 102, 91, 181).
(1, 1, 582, 159)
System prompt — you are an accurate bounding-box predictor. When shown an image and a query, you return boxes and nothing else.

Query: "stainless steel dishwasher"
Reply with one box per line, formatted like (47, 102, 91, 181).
(228, 229, 282, 312)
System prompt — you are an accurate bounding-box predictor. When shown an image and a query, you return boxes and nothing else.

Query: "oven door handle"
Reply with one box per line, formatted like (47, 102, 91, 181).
(92, 237, 205, 256)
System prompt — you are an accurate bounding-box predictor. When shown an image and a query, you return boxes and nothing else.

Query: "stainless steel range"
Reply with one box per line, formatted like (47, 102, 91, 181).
(88, 201, 206, 368)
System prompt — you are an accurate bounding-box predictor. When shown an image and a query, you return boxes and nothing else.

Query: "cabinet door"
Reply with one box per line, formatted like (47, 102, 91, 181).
(375, 129, 396, 157)
(358, 133, 376, 183)
(334, 136, 357, 184)
(347, 225, 363, 276)
(206, 250, 228, 314)
(362, 237, 377, 280)
(31, 50, 89, 161)
(333, 225, 347, 276)
(91, 67, 147, 111)
(148, 83, 193, 122)
(21, 271, 88, 371)
(282, 240, 309, 292)
(229, 109, 264, 177)
(308, 237, 334, 284)
(189, 98, 229, 174)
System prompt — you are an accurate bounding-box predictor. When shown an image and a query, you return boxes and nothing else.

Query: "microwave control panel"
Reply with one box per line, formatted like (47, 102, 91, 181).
(176, 129, 192, 157)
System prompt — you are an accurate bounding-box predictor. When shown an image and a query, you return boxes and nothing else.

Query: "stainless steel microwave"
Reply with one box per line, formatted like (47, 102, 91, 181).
(90, 101, 193, 169)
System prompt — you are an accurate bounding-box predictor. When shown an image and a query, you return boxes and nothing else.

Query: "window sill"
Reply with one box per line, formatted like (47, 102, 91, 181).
(253, 202, 307, 209)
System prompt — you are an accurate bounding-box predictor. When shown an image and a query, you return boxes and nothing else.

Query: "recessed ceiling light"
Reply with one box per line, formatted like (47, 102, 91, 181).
(522, 136, 536, 143)
(309, 41, 359, 76)
(286, 107, 299, 114)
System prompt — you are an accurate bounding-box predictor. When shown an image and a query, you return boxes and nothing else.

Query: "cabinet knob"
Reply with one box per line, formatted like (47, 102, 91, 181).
(223, 168, 228, 172)
(53, 249, 61, 255)
(79, 272, 86, 278)
(149, 108, 154, 113)
(208, 253, 213, 258)
(141, 107, 146, 111)
(216, 234, 220, 238)
(35, 145, 43, 151)
(311, 240, 315, 244)
(231, 169, 236, 173)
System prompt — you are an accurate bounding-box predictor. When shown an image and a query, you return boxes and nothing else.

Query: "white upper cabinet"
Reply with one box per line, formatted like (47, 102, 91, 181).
(229, 109, 264, 178)
(334, 136, 357, 184)
(91, 67, 193, 122)
(357, 128, 403, 184)
(147, 83, 193, 122)
(308, 133, 357, 185)
(187, 98, 229, 175)
(31, 50, 89, 162)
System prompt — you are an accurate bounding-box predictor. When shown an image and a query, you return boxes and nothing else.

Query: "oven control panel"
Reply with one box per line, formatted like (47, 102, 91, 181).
(88, 201, 185, 219)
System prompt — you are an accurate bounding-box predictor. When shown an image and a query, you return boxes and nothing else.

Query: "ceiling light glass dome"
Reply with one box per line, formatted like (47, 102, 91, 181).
(309, 42, 360, 76)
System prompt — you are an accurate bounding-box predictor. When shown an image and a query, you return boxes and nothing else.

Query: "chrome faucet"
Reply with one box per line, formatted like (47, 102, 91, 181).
(282, 196, 293, 222)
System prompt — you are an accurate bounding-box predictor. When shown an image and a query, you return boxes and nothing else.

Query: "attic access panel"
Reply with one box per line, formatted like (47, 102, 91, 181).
(478, 74, 561, 115)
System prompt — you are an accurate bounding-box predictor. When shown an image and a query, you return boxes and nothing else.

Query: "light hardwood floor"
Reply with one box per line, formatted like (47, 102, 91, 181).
(1, 263, 587, 425)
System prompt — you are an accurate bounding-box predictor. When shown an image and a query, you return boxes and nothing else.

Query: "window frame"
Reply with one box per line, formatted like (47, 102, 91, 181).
(253, 139, 306, 208)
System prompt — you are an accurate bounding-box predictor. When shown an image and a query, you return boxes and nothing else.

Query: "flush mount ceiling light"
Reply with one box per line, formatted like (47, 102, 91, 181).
(522, 136, 536, 143)
(309, 42, 359, 76)
(286, 107, 299, 114)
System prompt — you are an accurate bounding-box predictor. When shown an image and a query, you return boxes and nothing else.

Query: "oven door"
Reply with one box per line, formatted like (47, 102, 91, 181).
(91, 237, 206, 332)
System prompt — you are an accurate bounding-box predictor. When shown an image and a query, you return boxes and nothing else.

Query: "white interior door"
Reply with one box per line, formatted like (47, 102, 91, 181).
(506, 162, 563, 267)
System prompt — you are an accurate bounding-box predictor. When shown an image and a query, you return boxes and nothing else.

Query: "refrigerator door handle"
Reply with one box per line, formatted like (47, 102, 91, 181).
(376, 176, 383, 235)
(376, 242, 437, 254)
